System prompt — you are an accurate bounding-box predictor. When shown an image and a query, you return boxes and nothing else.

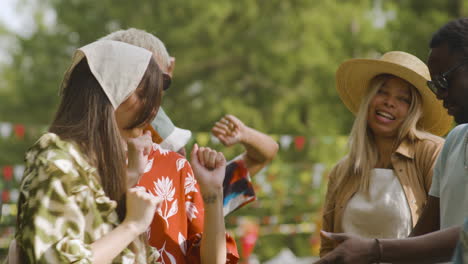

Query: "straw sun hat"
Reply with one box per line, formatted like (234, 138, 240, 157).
(336, 51, 453, 136)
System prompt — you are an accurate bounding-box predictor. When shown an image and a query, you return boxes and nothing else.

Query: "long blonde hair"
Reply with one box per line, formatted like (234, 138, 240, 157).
(335, 74, 428, 193)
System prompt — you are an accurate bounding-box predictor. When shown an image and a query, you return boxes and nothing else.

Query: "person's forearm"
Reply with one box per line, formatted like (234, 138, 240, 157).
(411, 215, 440, 237)
(381, 226, 460, 263)
(241, 127, 278, 163)
(410, 196, 440, 237)
(200, 187, 226, 264)
(91, 221, 140, 264)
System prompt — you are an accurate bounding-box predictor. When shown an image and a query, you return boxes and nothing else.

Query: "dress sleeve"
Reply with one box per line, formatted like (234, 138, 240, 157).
(429, 126, 462, 198)
(418, 138, 444, 194)
(182, 162, 240, 263)
(428, 153, 443, 198)
(428, 137, 451, 198)
(223, 158, 256, 216)
(17, 151, 94, 264)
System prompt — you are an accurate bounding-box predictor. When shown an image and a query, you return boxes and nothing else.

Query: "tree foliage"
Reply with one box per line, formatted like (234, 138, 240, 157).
(0, 0, 463, 261)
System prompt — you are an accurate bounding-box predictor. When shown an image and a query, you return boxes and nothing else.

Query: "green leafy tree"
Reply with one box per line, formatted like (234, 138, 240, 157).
(0, 0, 464, 261)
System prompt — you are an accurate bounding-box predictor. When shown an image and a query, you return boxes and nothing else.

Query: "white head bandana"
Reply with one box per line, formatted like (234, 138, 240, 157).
(60, 40, 153, 108)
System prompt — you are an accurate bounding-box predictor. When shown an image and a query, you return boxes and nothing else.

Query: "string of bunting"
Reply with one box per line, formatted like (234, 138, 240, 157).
(189, 133, 328, 151)
(229, 222, 316, 236)
(0, 164, 24, 205)
(227, 214, 318, 237)
(0, 121, 347, 152)
(0, 122, 48, 140)
(192, 133, 346, 151)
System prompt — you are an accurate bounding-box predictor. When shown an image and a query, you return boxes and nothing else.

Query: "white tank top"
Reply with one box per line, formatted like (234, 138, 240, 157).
(342, 168, 412, 239)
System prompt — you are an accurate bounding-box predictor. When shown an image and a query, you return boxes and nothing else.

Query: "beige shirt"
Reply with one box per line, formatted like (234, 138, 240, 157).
(320, 133, 444, 257)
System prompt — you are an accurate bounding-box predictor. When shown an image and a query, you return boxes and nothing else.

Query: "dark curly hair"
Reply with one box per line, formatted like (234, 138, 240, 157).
(430, 18, 468, 55)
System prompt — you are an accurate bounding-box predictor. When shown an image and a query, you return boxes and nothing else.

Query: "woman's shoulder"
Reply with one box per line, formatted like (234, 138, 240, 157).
(26, 133, 75, 163)
(150, 143, 185, 160)
(414, 132, 445, 148)
(23, 133, 93, 185)
(445, 124, 468, 142)
(144, 143, 192, 181)
(328, 156, 350, 180)
(149, 143, 190, 169)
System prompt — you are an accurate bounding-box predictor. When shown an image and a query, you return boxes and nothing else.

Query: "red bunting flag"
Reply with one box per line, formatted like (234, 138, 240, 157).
(239, 218, 259, 263)
(2, 190, 10, 202)
(3, 166, 13, 181)
(14, 124, 26, 139)
(294, 136, 306, 151)
(241, 231, 258, 262)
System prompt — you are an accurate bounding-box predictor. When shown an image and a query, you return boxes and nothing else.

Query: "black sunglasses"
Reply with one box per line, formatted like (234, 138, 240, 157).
(427, 60, 468, 95)
(163, 73, 172, 91)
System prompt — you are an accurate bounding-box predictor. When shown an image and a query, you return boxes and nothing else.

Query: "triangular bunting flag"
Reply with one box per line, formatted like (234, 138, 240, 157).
(2, 190, 10, 202)
(294, 136, 306, 151)
(3, 166, 13, 181)
(14, 124, 26, 139)
(279, 135, 293, 150)
(0, 122, 13, 138)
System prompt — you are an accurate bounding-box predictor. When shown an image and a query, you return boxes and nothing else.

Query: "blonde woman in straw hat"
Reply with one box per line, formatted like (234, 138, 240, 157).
(320, 51, 453, 258)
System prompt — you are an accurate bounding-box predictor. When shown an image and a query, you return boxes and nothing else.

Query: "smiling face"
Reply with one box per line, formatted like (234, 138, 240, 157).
(428, 43, 468, 124)
(367, 77, 412, 139)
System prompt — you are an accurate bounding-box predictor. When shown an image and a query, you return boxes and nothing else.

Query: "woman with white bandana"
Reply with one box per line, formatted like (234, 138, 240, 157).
(11, 40, 227, 264)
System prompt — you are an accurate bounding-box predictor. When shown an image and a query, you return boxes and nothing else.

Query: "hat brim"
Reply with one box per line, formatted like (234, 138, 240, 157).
(336, 59, 453, 136)
(160, 127, 192, 152)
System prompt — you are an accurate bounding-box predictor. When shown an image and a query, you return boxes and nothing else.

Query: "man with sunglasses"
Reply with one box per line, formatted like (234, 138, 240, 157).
(411, 24, 468, 240)
(315, 18, 468, 263)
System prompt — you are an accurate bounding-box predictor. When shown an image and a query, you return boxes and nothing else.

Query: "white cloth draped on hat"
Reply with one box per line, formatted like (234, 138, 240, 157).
(60, 40, 153, 109)
(151, 107, 192, 152)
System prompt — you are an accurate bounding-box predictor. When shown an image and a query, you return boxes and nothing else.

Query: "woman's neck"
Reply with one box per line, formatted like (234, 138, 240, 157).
(374, 135, 397, 169)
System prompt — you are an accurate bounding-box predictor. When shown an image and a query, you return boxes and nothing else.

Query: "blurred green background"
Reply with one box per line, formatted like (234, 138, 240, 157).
(0, 0, 464, 262)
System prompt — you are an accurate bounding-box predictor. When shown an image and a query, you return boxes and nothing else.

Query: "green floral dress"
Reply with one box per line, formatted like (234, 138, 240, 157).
(15, 133, 159, 263)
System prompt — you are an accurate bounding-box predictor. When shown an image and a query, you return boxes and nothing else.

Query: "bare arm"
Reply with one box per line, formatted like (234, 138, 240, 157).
(212, 114, 279, 176)
(316, 226, 460, 264)
(191, 144, 227, 264)
(90, 132, 161, 263)
(200, 188, 226, 264)
(382, 226, 459, 263)
(410, 195, 440, 236)
(90, 221, 140, 263)
(91, 187, 161, 264)
(240, 126, 279, 176)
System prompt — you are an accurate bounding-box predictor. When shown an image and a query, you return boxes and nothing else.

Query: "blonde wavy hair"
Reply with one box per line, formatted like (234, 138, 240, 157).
(101, 28, 171, 71)
(335, 74, 429, 193)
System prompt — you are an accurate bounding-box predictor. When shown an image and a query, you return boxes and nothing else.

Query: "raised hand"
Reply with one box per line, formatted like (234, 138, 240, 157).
(314, 231, 379, 264)
(211, 115, 246, 147)
(126, 130, 153, 187)
(123, 186, 162, 235)
(190, 144, 226, 194)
